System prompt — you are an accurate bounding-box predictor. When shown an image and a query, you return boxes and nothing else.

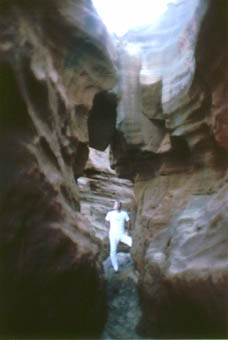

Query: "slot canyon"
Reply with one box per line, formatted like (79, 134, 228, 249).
(0, 0, 227, 339)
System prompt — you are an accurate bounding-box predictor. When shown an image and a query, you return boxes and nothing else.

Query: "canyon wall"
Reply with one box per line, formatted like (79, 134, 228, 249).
(0, 0, 116, 338)
(0, 0, 227, 338)
(110, 0, 228, 338)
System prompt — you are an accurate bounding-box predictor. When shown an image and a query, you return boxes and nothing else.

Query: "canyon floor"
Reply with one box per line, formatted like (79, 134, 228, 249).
(102, 252, 144, 340)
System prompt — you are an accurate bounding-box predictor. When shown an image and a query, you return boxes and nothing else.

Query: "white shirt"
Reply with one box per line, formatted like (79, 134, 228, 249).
(105, 210, 130, 235)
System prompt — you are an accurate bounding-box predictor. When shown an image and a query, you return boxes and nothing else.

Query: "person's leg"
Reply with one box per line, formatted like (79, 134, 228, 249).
(109, 233, 120, 272)
(120, 232, 132, 247)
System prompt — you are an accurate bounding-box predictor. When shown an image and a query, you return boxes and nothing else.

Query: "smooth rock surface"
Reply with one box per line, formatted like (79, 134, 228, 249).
(133, 163, 228, 338)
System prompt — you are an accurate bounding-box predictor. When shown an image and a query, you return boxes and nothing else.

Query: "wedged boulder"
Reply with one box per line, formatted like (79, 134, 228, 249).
(0, 0, 116, 338)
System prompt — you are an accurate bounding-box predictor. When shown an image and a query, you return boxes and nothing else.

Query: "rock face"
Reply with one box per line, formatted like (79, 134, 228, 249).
(108, 0, 228, 338)
(78, 147, 136, 260)
(0, 0, 116, 338)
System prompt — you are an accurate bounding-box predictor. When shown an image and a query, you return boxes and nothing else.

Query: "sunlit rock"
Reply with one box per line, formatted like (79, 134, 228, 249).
(112, 0, 209, 158)
(109, 0, 228, 338)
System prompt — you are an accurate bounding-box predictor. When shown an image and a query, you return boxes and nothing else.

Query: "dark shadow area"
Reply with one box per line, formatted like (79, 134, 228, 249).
(88, 90, 117, 151)
(138, 275, 228, 339)
(170, 136, 191, 162)
(0, 62, 32, 133)
(22, 59, 53, 130)
(0, 61, 107, 340)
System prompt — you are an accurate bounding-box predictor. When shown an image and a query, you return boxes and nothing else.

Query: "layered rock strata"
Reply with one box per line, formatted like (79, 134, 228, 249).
(0, 0, 116, 338)
(78, 147, 136, 260)
(109, 0, 228, 338)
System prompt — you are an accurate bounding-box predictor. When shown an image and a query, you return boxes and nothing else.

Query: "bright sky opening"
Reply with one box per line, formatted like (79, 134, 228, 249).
(92, 0, 178, 37)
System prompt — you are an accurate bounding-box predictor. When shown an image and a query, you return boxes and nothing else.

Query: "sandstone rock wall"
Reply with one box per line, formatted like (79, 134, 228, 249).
(0, 0, 116, 337)
(1, 0, 227, 338)
(109, 0, 228, 338)
(111, 0, 209, 160)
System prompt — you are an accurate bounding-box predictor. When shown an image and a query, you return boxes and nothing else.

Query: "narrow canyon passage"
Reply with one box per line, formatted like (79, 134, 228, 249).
(0, 0, 227, 339)
(78, 147, 140, 338)
(102, 253, 142, 339)
(78, 147, 135, 262)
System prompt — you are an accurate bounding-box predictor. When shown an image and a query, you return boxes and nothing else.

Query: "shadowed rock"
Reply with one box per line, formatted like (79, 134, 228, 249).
(0, 0, 116, 338)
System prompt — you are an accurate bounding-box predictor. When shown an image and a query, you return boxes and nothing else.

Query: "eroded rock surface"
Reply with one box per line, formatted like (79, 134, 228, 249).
(108, 0, 228, 338)
(1, 0, 228, 338)
(0, 0, 116, 338)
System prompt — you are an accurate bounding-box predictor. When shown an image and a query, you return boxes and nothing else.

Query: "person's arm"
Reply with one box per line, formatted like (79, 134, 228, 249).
(105, 219, 110, 232)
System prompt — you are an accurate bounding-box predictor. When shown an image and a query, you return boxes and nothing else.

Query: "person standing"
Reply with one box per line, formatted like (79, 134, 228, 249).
(105, 201, 132, 272)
